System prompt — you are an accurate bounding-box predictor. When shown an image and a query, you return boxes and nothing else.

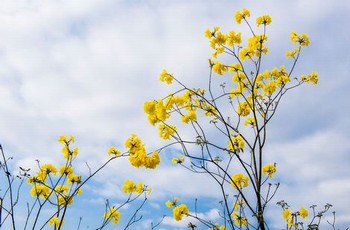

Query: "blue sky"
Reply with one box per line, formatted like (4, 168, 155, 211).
(0, 0, 350, 229)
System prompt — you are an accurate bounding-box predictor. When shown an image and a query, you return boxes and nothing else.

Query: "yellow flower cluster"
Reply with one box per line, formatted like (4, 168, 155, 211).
(172, 155, 185, 164)
(231, 212, 248, 226)
(301, 71, 318, 84)
(256, 15, 272, 27)
(125, 134, 160, 169)
(204, 26, 241, 59)
(173, 204, 189, 221)
(165, 198, 189, 221)
(208, 223, 225, 230)
(27, 136, 83, 220)
(59, 135, 79, 160)
(158, 123, 177, 140)
(159, 69, 174, 84)
(103, 207, 121, 224)
(234, 8, 250, 24)
(262, 163, 277, 178)
(49, 216, 64, 228)
(240, 34, 269, 61)
(145, 88, 220, 144)
(107, 146, 121, 156)
(227, 134, 245, 153)
(282, 207, 308, 227)
(122, 179, 145, 194)
(290, 31, 310, 47)
(230, 173, 249, 189)
(165, 197, 179, 208)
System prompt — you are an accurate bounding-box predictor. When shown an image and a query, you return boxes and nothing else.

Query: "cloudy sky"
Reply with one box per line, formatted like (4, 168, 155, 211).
(0, 0, 349, 229)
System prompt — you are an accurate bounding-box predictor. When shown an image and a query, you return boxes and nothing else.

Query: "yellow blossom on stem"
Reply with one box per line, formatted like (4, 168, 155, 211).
(181, 109, 197, 123)
(237, 101, 251, 117)
(30, 183, 51, 198)
(286, 48, 299, 59)
(244, 117, 256, 127)
(230, 173, 249, 189)
(290, 31, 310, 46)
(262, 80, 277, 96)
(107, 146, 121, 156)
(301, 71, 318, 84)
(104, 207, 121, 224)
(67, 173, 81, 184)
(212, 61, 228, 75)
(41, 164, 57, 175)
(144, 151, 160, 169)
(59, 165, 73, 175)
(122, 179, 135, 193)
(256, 15, 272, 27)
(283, 208, 292, 220)
(231, 212, 248, 226)
(173, 204, 189, 221)
(226, 30, 242, 46)
(159, 69, 173, 84)
(299, 207, 308, 218)
(158, 123, 177, 140)
(227, 134, 245, 153)
(49, 216, 64, 227)
(166, 197, 179, 208)
(172, 155, 185, 164)
(262, 163, 277, 178)
(234, 8, 250, 24)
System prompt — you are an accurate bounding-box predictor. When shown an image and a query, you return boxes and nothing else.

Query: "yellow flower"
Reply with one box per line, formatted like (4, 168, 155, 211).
(158, 123, 177, 140)
(299, 207, 308, 218)
(286, 48, 299, 59)
(306, 71, 318, 84)
(144, 151, 160, 169)
(135, 182, 144, 193)
(107, 146, 121, 156)
(231, 212, 248, 226)
(181, 109, 197, 123)
(72, 147, 78, 156)
(237, 101, 251, 117)
(256, 15, 272, 26)
(204, 28, 212, 38)
(67, 174, 81, 184)
(54, 185, 69, 194)
(125, 134, 143, 151)
(230, 173, 249, 189)
(283, 208, 292, 220)
(226, 30, 242, 46)
(49, 216, 64, 227)
(239, 47, 253, 60)
(290, 31, 310, 46)
(172, 155, 185, 164)
(234, 8, 250, 24)
(122, 180, 145, 193)
(30, 184, 51, 199)
(166, 197, 179, 208)
(212, 61, 228, 75)
(57, 194, 74, 206)
(159, 69, 173, 84)
(58, 135, 68, 144)
(227, 134, 245, 153)
(244, 117, 256, 127)
(104, 207, 121, 224)
(262, 80, 277, 96)
(173, 204, 189, 221)
(59, 165, 73, 175)
(41, 164, 57, 175)
(122, 179, 135, 193)
(262, 163, 277, 178)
